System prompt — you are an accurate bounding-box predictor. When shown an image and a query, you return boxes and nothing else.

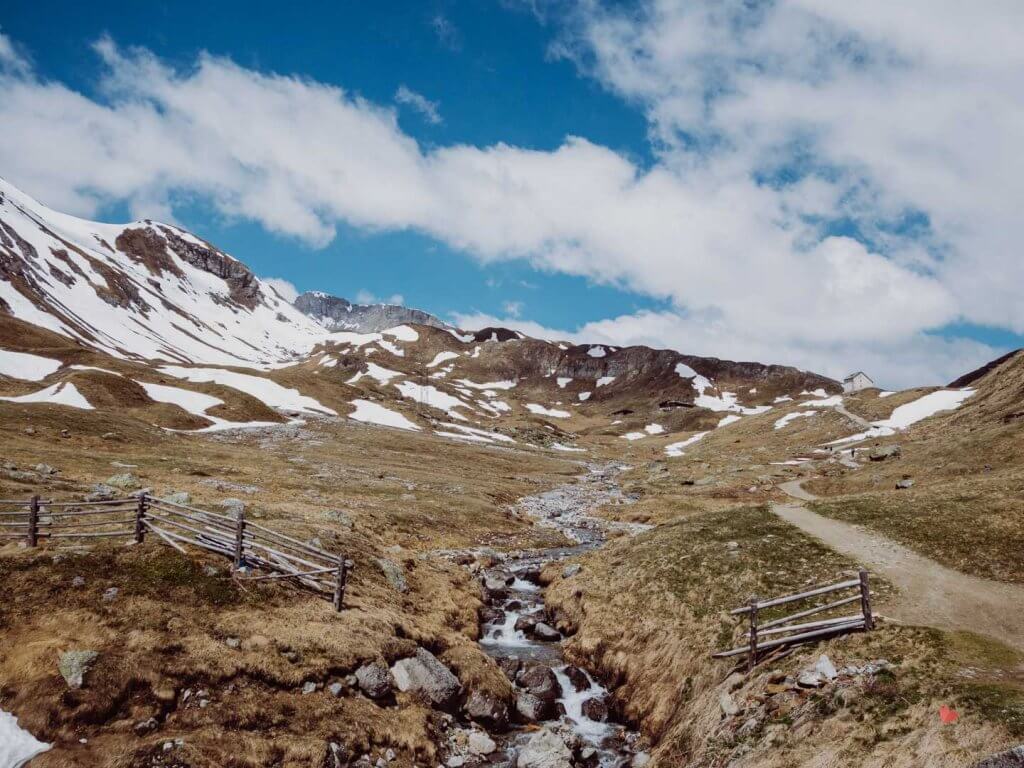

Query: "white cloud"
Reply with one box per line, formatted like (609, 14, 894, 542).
(0, 22, 1019, 386)
(431, 14, 462, 50)
(395, 84, 442, 125)
(354, 290, 404, 306)
(262, 277, 299, 303)
(502, 300, 524, 318)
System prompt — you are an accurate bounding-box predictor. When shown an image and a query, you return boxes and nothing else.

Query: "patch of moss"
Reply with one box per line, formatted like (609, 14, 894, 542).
(122, 549, 239, 606)
(958, 683, 1024, 738)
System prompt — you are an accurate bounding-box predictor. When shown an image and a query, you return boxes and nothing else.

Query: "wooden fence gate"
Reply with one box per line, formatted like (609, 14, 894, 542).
(713, 570, 873, 670)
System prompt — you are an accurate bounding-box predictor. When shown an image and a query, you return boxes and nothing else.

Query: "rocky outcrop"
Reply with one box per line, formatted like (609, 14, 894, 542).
(516, 728, 573, 768)
(294, 291, 447, 333)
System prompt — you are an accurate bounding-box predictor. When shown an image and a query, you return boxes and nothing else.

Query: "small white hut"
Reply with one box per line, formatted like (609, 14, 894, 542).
(843, 371, 874, 393)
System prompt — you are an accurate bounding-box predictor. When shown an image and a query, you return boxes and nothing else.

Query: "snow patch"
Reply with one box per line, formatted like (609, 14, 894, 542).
(159, 367, 337, 415)
(0, 708, 50, 768)
(427, 351, 460, 368)
(587, 346, 607, 358)
(556, 377, 572, 388)
(348, 399, 420, 431)
(578, 391, 591, 401)
(596, 376, 616, 388)
(717, 414, 742, 428)
(774, 411, 818, 430)
(0, 382, 93, 410)
(525, 403, 571, 418)
(0, 350, 61, 382)
(346, 363, 402, 386)
(665, 431, 708, 457)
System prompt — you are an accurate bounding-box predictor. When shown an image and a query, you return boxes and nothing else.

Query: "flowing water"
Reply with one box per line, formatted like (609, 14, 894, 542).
(475, 462, 650, 766)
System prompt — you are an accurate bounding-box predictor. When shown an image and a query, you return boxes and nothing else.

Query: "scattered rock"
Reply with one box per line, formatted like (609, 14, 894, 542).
(71, 576, 86, 588)
(390, 648, 461, 709)
(463, 689, 509, 731)
(719, 690, 739, 716)
(225, 637, 241, 649)
(355, 662, 394, 699)
(797, 671, 824, 689)
(375, 558, 408, 593)
(133, 717, 158, 735)
(467, 730, 497, 756)
(58, 650, 99, 689)
(222, 498, 246, 516)
(814, 654, 838, 681)
(35, 463, 57, 475)
(165, 491, 191, 505)
(868, 445, 901, 461)
(24, 427, 36, 436)
(328, 682, 344, 697)
(517, 728, 572, 768)
(101, 432, 120, 441)
(632, 754, 652, 768)
(562, 563, 582, 579)
(562, 666, 590, 692)
(102, 587, 119, 602)
(581, 696, 608, 721)
(85, 484, 117, 502)
(531, 622, 561, 641)
(517, 665, 561, 704)
(516, 691, 553, 722)
(325, 510, 354, 529)
(896, 477, 915, 489)
(497, 656, 520, 682)
(301, 681, 317, 695)
(106, 472, 139, 490)
(726, 541, 740, 550)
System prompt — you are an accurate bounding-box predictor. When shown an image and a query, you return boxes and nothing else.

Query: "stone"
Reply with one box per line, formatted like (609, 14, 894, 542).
(85, 484, 117, 502)
(797, 671, 824, 689)
(106, 472, 139, 490)
(895, 477, 915, 489)
(35, 463, 57, 475)
(973, 745, 1024, 768)
(165, 491, 191, 505)
(562, 563, 582, 579)
(531, 622, 561, 641)
(134, 717, 158, 734)
(497, 656, 520, 682)
(71, 576, 86, 588)
(726, 541, 740, 550)
(719, 690, 739, 716)
(463, 689, 509, 730)
(516, 691, 553, 722)
(302, 681, 317, 695)
(328, 682, 344, 697)
(514, 614, 538, 633)
(517, 728, 573, 768)
(58, 650, 99, 689)
(222, 498, 246, 516)
(581, 696, 608, 721)
(632, 754, 651, 768)
(102, 587, 119, 602)
(325, 510, 354, 529)
(563, 666, 590, 692)
(24, 427, 36, 435)
(467, 730, 497, 755)
(225, 637, 240, 649)
(724, 672, 745, 691)
(517, 665, 561, 704)
(375, 558, 408, 593)
(355, 662, 394, 699)
(390, 648, 461, 709)
(868, 444, 901, 461)
(814, 654, 838, 681)
(101, 432, 120, 441)
(446, 757, 466, 768)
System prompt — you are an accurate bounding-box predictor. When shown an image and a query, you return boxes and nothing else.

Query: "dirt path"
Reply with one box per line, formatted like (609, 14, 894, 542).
(774, 480, 1024, 652)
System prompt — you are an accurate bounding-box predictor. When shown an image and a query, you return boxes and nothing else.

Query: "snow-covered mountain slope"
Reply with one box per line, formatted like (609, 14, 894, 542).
(0, 177, 326, 365)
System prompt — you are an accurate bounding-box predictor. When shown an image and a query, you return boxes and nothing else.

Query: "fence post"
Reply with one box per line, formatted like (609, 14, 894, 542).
(748, 598, 759, 672)
(134, 492, 148, 544)
(233, 510, 246, 569)
(858, 569, 874, 630)
(333, 556, 349, 612)
(27, 495, 40, 547)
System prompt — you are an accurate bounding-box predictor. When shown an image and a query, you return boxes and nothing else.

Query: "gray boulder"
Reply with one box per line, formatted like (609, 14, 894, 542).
(164, 491, 191, 505)
(868, 445, 901, 461)
(561, 563, 581, 579)
(58, 650, 99, 689)
(355, 662, 394, 699)
(515, 691, 554, 722)
(517, 665, 560, 704)
(222, 498, 245, 516)
(375, 558, 408, 593)
(896, 477, 915, 489)
(517, 728, 572, 768)
(106, 472, 139, 490)
(463, 689, 510, 731)
(531, 622, 561, 642)
(390, 648, 461, 709)
(86, 484, 117, 502)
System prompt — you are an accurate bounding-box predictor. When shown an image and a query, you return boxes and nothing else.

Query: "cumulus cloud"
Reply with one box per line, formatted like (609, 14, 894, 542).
(262, 277, 299, 303)
(395, 84, 442, 125)
(0, 18, 1018, 385)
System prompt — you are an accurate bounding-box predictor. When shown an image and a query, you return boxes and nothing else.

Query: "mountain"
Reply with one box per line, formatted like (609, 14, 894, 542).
(294, 291, 448, 333)
(0, 175, 839, 442)
(0, 178, 322, 366)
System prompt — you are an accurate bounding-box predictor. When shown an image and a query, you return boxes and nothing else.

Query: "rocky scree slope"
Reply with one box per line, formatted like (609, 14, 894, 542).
(294, 291, 448, 334)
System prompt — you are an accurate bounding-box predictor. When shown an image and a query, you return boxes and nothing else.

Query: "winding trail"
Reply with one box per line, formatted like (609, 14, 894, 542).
(774, 480, 1024, 652)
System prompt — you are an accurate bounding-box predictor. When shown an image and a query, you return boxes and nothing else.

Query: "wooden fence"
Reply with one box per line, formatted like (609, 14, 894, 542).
(712, 570, 873, 671)
(0, 493, 352, 610)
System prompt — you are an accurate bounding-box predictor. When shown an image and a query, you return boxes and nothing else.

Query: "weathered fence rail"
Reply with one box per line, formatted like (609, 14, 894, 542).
(713, 570, 873, 671)
(0, 494, 352, 610)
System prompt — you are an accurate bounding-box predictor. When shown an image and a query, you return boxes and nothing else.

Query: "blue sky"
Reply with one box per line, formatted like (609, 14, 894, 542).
(2, 0, 663, 329)
(1, 1, 1022, 387)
